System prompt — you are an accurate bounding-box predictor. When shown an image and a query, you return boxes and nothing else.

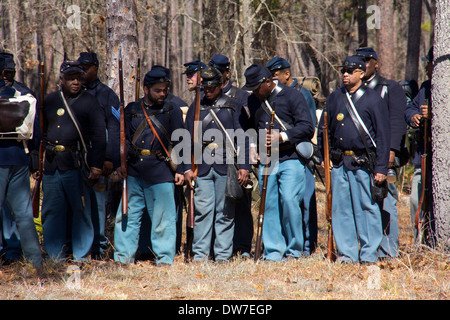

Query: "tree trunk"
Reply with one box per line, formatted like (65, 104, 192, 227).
(431, 0, 450, 252)
(356, 0, 368, 47)
(105, 0, 139, 105)
(405, 0, 422, 81)
(169, 0, 181, 95)
(376, 0, 397, 80)
(241, 0, 254, 68)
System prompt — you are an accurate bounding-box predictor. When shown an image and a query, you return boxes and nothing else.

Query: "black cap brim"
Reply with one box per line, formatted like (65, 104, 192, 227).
(243, 79, 264, 91)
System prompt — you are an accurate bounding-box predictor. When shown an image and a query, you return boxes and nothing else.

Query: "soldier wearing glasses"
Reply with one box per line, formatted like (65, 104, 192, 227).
(208, 54, 253, 258)
(317, 56, 390, 265)
(355, 47, 407, 259)
(184, 66, 250, 263)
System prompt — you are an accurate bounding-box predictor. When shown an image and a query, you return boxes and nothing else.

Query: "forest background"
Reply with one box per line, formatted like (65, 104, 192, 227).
(0, 0, 435, 103)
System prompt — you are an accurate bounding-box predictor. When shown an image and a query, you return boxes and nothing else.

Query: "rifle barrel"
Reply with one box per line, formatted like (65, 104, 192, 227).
(254, 110, 275, 262)
(185, 62, 202, 262)
(322, 107, 334, 261)
(415, 99, 430, 243)
(119, 49, 128, 215)
(135, 58, 140, 101)
(31, 61, 46, 218)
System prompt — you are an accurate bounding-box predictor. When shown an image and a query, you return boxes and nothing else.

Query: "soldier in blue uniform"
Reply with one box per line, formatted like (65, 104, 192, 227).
(208, 54, 253, 258)
(317, 56, 390, 264)
(41, 60, 106, 261)
(265, 56, 318, 256)
(404, 47, 434, 243)
(355, 47, 407, 259)
(114, 68, 185, 265)
(77, 52, 121, 258)
(244, 64, 314, 261)
(0, 52, 40, 263)
(0, 53, 31, 263)
(0, 60, 42, 268)
(138, 64, 188, 257)
(184, 65, 250, 263)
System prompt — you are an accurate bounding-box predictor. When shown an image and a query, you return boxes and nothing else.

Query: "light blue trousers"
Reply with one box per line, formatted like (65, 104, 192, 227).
(114, 176, 176, 265)
(259, 159, 306, 261)
(193, 168, 235, 262)
(42, 169, 93, 261)
(0, 203, 21, 260)
(331, 166, 382, 263)
(0, 165, 42, 267)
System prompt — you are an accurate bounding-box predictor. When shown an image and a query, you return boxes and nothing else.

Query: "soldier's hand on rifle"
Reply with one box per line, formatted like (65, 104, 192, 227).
(116, 166, 127, 180)
(103, 160, 114, 176)
(175, 173, 185, 186)
(321, 160, 333, 171)
(89, 167, 103, 181)
(184, 170, 195, 189)
(265, 129, 281, 148)
(238, 169, 249, 186)
(32, 171, 42, 180)
(420, 104, 430, 119)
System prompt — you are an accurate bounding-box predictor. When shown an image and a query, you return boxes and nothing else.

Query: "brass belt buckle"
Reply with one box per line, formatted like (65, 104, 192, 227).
(55, 145, 66, 152)
(207, 142, 219, 150)
(141, 149, 151, 156)
(344, 150, 354, 156)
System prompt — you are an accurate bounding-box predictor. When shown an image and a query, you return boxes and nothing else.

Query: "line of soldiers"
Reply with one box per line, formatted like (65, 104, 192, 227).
(0, 46, 435, 268)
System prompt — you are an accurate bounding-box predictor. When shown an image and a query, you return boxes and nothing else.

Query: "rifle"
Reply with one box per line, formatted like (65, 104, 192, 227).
(185, 61, 201, 262)
(415, 99, 431, 244)
(118, 49, 128, 216)
(254, 109, 275, 262)
(31, 61, 45, 218)
(135, 58, 140, 101)
(322, 104, 335, 261)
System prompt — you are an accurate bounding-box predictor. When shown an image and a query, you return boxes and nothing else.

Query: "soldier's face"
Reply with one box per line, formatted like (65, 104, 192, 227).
(1, 70, 15, 86)
(271, 69, 289, 85)
(203, 84, 222, 101)
(252, 79, 272, 100)
(186, 72, 198, 91)
(364, 58, 378, 78)
(145, 82, 168, 105)
(80, 64, 98, 83)
(222, 70, 230, 83)
(60, 73, 83, 95)
(342, 68, 365, 88)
